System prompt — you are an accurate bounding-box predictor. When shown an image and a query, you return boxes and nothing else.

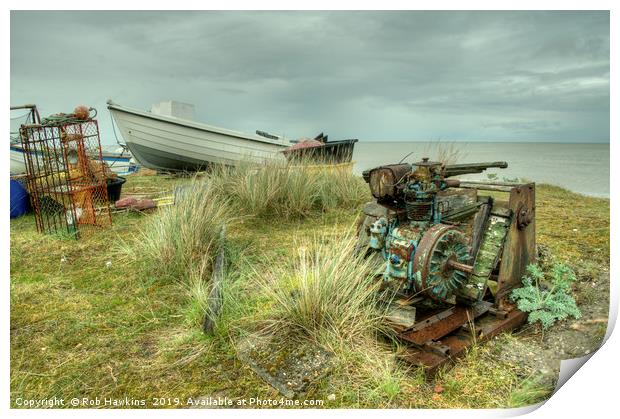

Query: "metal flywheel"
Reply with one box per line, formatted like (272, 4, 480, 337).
(412, 224, 471, 304)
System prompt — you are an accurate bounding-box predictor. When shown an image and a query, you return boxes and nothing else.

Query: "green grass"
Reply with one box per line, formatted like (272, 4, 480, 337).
(127, 176, 232, 283)
(535, 184, 610, 266)
(10, 211, 271, 407)
(10, 173, 609, 408)
(207, 159, 369, 219)
(250, 231, 388, 345)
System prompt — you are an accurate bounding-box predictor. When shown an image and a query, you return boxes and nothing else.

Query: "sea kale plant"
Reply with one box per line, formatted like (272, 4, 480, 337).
(511, 263, 581, 329)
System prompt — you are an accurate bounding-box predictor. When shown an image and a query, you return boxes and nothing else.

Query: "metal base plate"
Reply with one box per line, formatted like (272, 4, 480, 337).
(397, 307, 527, 376)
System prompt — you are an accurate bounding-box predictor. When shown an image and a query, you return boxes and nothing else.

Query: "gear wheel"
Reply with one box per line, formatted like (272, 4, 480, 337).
(412, 224, 470, 304)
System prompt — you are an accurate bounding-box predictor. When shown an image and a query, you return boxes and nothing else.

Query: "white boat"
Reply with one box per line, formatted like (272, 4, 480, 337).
(107, 100, 291, 171)
(10, 104, 39, 175)
(100, 147, 139, 175)
(9, 143, 138, 176)
(10, 144, 28, 174)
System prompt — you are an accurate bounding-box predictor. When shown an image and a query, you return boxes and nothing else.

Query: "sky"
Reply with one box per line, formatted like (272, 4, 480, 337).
(10, 11, 610, 145)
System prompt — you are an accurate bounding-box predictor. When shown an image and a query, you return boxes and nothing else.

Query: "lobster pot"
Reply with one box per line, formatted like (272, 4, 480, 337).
(19, 119, 112, 239)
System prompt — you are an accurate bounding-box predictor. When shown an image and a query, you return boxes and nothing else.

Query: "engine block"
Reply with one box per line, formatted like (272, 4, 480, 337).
(356, 156, 536, 373)
(357, 157, 537, 309)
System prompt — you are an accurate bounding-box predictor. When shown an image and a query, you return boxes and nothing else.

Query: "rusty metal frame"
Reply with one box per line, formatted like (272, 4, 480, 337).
(398, 309, 527, 376)
(458, 181, 536, 309)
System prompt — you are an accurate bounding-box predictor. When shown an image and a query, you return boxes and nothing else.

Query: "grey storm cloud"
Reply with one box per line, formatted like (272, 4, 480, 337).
(10, 10, 609, 144)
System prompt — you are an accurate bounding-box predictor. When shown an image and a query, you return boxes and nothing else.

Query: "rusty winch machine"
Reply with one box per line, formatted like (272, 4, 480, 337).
(357, 158, 535, 374)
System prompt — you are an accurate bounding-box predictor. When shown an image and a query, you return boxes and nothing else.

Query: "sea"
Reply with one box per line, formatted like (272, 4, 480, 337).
(352, 142, 610, 198)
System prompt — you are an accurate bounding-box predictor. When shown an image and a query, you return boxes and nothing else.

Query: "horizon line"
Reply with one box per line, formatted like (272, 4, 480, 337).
(352, 140, 610, 144)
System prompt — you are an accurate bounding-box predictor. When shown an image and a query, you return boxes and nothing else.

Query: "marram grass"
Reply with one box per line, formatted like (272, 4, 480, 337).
(208, 158, 369, 219)
(129, 159, 369, 283)
(253, 231, 389, 346)
(127, 177, 232, 282)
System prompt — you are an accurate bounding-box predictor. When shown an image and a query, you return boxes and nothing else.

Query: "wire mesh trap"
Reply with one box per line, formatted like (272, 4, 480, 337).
(19, 113, 112, 239)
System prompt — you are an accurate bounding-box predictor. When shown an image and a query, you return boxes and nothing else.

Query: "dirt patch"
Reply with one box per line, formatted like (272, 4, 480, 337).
(236, 333, 334, 398)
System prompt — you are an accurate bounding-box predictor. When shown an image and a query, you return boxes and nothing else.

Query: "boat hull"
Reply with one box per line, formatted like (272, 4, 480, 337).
(101, 154, 138, 175)
(126, 142, 213, 172)
(10, 147, 27, 174)
(108, 103, 290, 172)
(283, 139, 358, 164)
(10, 145, 137, 176)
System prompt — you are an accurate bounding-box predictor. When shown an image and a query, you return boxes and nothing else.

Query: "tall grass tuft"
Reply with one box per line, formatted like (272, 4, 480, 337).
(184, 254, 217, 327)
(207, 158, 369, 219)
(254, 231, 388, 348)
(133, 177, 232, 282)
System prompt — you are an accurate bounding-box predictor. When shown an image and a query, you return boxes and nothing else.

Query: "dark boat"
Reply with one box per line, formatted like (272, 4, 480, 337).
(282, 133, 358, 164)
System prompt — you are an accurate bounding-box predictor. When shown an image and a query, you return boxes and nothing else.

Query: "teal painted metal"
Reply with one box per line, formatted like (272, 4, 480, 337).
(359, 157, 512, 310)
